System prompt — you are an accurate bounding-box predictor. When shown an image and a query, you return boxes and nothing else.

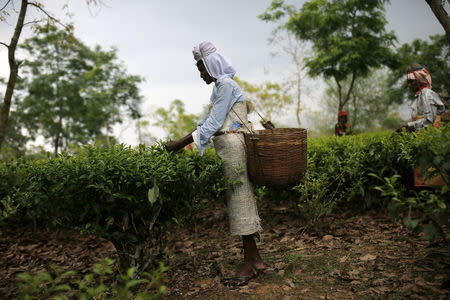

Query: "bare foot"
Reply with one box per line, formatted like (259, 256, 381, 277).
(253, 259, 267, 273)
(236, 261, 255, 277)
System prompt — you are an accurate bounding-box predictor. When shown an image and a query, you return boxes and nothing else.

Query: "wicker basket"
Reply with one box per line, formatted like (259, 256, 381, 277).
(244, 128, 307, 186)
(441, 111, 450, 122)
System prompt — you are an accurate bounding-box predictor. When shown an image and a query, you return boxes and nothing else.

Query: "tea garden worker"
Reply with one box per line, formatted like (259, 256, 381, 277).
(164, 41, 266, 286)
(334, 110, 352, 136)
(395, 64, 446, 187)
(395, 64, 445, 132)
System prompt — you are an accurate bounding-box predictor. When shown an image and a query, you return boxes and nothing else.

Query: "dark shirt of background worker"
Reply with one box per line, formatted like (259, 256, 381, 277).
(335, 110, 352, 136)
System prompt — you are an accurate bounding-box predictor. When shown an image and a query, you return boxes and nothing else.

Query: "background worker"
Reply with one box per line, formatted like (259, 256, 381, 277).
(335, 110, 352, 136)
(396, 63, 445, 132)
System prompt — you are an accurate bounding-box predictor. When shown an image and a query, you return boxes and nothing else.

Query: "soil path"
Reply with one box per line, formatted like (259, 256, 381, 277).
(1, 200, 449, 299)
(164, 200, 450, 299)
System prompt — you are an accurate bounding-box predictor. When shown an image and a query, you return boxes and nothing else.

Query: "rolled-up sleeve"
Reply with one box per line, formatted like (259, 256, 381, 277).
(195, 82, 235, 155)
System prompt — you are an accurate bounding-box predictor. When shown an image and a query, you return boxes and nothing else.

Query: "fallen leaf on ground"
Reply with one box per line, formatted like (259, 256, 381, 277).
(339, 255, 349, 263)
(322, 235, 334, 241)
(360, 254, 377, 261)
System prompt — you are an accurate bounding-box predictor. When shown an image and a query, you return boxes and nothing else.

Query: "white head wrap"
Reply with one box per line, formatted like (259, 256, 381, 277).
(192, 41, 236, 79)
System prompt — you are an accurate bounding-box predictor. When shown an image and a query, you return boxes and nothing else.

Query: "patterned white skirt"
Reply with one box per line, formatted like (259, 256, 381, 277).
(213, 132, 262, 236)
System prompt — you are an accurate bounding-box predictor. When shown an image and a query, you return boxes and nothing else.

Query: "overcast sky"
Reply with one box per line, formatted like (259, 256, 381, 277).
(0, 0, 445, 145)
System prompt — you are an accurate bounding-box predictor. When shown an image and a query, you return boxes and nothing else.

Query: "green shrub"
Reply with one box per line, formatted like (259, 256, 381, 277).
(17, 258, 167, 300)
(295, 124, 449, 237)
(0, 144, 227, 274)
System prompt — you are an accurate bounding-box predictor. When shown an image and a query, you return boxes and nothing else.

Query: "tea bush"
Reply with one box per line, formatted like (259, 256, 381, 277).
(295, 124, 449, 238)
(0, 144, 227, 274)
(17, 258, 168, 300)
(1, 125, 449, 273)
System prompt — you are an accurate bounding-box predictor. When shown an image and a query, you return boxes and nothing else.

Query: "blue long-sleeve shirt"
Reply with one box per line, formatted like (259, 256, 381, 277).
(193, 74, 244, 155)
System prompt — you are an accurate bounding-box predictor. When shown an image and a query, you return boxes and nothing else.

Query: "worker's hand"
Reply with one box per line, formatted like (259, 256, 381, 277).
(164, 140, 183, 152)
(395, 124, 409, 133)
(164, 132, 194, 152)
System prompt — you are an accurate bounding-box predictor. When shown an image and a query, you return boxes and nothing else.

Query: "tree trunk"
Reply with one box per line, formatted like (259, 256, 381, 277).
(54, 132, 60, 157)
(0, 0, 28, 151)
(351, 93, 358, 129)
(343, 71, 356, 108)
(425, 0, 450, 47)
(334, 76, 344, 111)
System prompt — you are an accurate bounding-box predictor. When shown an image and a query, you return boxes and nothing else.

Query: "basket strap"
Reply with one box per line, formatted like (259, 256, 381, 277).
(230, 107, 255, 134)
(230, 106, 269, 183)
(251, 135, 266, 184)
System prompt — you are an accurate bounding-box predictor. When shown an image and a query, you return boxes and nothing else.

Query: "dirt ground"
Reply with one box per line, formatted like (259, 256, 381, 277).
(1, 199, 449, 299)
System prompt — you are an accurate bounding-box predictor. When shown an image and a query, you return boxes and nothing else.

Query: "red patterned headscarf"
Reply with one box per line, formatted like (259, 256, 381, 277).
(406, 63, 432, 89)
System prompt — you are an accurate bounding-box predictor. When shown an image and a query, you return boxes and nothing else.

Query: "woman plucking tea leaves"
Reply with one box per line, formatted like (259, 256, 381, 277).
(395, 64, 445, 132)
(165, 42, 266, 286)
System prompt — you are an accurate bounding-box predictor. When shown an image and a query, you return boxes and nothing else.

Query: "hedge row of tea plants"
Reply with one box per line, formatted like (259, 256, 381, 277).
(0, 144, 228, 274)
(0, 125, 448, 276)
(294, 124, 449, 239)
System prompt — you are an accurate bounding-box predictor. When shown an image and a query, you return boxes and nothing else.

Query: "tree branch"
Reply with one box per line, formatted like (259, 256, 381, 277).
(425, 0, 450, 47)
(0, 42, 9, 48)
(334, 75, 343, 110)
(342, 71, 357, 108)
(0, 0, 12, 12)
(23, 19, 41, 27)
(28, 2, 69, 30)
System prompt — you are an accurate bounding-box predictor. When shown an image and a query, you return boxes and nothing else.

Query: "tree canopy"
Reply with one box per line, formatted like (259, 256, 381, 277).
(10, 24, 143, 155)
(260, 0, 398, 112)
(387, 34, 450, 104)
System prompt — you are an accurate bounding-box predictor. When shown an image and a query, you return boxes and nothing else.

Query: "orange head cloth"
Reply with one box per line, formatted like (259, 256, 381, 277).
(406, 63, 432, 89)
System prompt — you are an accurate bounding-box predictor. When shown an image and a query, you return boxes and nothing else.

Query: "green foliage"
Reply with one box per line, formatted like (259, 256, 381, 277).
(11, 24, 143, 155)
(388, 35, 450, 104)
(17, 258, 168, 300)
(294, 131, 408, 226)
(283, 0, 397, 80)
(260, 0, 398, 112)
(152, 99, 198, 140)
(235, 77, 292, 123)
(0, 144, 226, 273)
(296, 125, 449, 239)
(370, 125, 450, 240)
(371, 173, 449, 241)
(2, 125, 449, 261)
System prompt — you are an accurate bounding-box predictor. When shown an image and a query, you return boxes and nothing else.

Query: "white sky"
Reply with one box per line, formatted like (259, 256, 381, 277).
(0, 0, 445, 145)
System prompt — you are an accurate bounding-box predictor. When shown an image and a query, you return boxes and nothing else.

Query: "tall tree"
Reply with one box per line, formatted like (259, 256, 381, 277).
(269, 33, 310, 128)
(425, 0, 450, 47)
(259, 2, 309, 128)
(0, 0, 28, 151)
(0, 0, 99, 152)
(261, 0, 398, 115)
(14, 24, 143, 155)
